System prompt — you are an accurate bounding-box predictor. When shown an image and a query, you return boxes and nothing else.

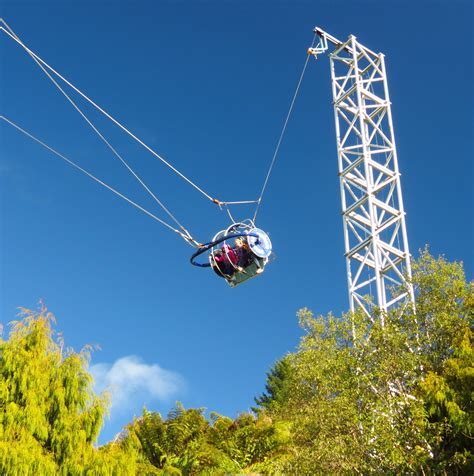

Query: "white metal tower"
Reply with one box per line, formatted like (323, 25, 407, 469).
(309, 28, 415, 319)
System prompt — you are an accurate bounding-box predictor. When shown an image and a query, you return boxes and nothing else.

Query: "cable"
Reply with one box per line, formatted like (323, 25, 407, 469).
(0, 21, 218, 204)
(252, 35, 316, 223)
(0, 21, 192, 237)
(225, 205, 238, 225)
(1, 115, 197, 245)
(220, 199, 259, 205)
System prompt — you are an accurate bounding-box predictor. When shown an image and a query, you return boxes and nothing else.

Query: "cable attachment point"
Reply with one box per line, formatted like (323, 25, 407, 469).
(307, 32, 329, 58)
(180, 225, 193, 239)
(179, 226, 202, 248)
(212, 198, 224, 210)
(179, 230, 202, 249)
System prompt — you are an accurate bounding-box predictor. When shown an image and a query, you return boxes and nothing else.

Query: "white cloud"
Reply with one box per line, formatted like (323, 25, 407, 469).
(90, 356, 183, 414)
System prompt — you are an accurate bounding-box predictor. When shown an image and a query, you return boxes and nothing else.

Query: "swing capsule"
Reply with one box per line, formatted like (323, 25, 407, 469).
(190, 220, 272, 287)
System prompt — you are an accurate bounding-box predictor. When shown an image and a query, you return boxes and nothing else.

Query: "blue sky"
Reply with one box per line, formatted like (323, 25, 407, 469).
(1, 0, 472, 444)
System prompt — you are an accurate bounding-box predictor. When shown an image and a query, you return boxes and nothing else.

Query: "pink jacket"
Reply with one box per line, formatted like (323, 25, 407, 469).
(220, 244, 238, 265)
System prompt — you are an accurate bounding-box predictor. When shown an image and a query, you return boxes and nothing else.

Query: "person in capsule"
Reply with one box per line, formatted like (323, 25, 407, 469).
(234, 237, 252, 269)
(211, 243, 237, 277)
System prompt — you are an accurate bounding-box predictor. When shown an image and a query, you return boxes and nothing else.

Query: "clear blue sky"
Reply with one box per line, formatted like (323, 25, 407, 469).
(1, 0, 472, 444)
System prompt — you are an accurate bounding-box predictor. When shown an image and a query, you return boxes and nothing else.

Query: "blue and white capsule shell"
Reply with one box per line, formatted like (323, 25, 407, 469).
(247, 228, 272, 258)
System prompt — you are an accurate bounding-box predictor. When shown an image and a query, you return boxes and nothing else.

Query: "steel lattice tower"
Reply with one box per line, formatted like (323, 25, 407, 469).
(309, 28, 415, 319)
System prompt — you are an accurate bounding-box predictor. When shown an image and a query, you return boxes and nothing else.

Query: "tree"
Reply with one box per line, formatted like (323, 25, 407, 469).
(123, 404, 292, 474)
(253, 355, 293, 413)
(257, 250, 473, 474)
(412, 251, 474, 472)
(0, 306, 138, 475)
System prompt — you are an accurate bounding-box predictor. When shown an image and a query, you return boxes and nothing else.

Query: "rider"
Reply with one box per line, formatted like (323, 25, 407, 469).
(211, 243, 237, 277)
(234, 237, 252, 269)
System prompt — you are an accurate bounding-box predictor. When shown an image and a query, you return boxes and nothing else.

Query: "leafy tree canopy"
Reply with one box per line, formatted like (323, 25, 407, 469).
(0, 307, 291, 475)
(0, 306, 140, 475)
(253, 249, 473, 474)
(121, 403, 292, 474)
(253, 355, 293, 413)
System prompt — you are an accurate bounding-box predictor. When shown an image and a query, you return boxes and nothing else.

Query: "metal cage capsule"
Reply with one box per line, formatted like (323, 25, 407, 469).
(190, 220, 272, 287)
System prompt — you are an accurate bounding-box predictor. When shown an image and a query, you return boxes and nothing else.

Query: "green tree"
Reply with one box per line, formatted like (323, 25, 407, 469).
(123, 404, 292, 474)
(209, 412, 292, 472)
(412, 251, 474, 472)
(253, 356, 293, 413)
(260, 250, 473, 474)
(0, 306, 138, 475)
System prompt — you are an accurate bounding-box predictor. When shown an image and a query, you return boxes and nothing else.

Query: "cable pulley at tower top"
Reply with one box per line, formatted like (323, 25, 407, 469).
(0, 19, 313, 287)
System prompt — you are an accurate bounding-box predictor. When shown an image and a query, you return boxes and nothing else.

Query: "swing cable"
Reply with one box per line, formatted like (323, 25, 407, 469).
(252, 34, 317, 223)
(0, 115, 200, 246)
(0, 20, 218, 205)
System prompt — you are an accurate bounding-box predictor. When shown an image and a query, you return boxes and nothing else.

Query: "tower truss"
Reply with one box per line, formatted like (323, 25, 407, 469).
(309, 28, 415, 319)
